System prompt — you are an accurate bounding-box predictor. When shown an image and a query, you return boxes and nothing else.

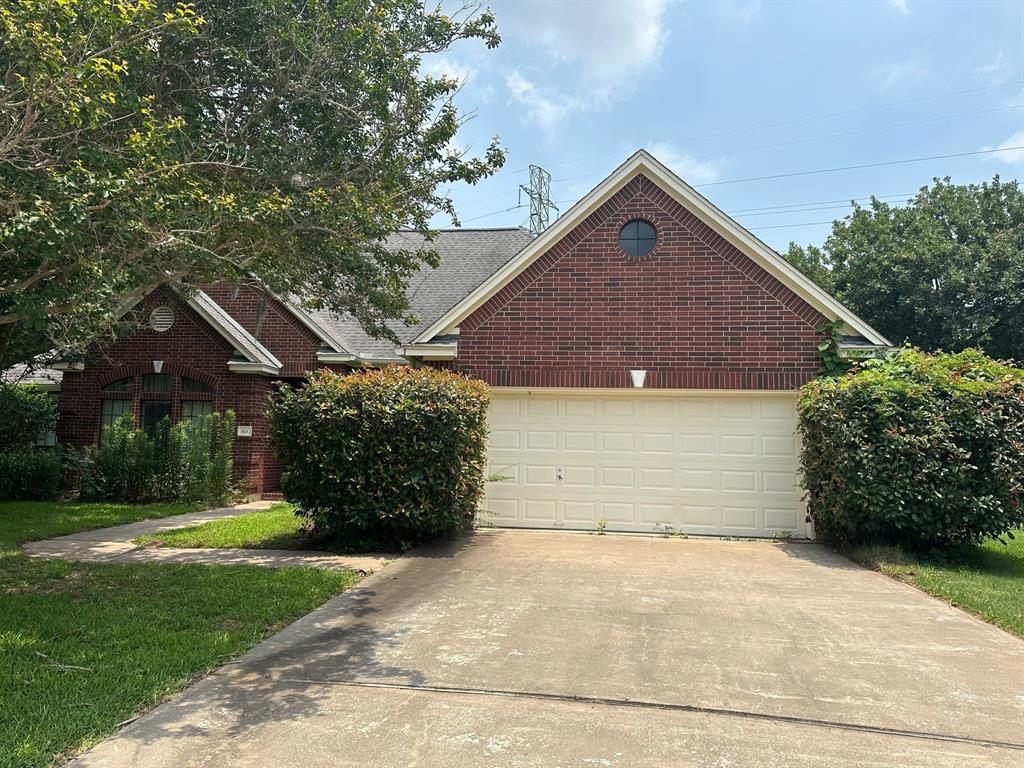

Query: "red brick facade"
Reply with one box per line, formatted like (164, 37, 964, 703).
(54, 171, 837, 496)
(55, 287, 315, 494)
(451, 174, 825, 389)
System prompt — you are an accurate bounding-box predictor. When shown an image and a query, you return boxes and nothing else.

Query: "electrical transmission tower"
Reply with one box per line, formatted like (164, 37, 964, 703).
(519, 165, 558, 235)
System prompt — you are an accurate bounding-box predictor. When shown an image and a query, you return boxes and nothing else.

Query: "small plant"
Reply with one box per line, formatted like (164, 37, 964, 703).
(73, 411, 235, 505)
(772, 530, 794, 541)
(653, 523, 688, 538)
(814, 319, 851, 377)
(595, 519, 608, 535)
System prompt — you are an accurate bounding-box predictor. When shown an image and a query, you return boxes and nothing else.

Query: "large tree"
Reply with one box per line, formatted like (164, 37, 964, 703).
(785, 176, 1024, 361)
(0, 0, 504, 367)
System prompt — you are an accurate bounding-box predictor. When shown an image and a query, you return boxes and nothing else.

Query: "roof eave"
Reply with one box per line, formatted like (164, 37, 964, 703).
(398, 343, 458, 360)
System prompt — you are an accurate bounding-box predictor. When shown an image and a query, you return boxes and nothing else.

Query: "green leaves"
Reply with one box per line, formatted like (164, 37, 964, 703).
(799, 347, 1024, 549)
(787, 177, 1024, 361)
(269, 366, 490, 551)
(1, 0, 504, 366)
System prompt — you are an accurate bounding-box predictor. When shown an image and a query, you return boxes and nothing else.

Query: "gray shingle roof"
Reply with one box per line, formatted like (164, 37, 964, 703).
(307, 228, 532, 361)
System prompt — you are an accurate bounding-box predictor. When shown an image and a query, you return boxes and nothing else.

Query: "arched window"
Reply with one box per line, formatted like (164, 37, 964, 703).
(97, 372, 217, 438)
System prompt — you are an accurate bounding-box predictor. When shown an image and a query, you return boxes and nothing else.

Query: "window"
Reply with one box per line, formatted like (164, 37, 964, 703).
(36, 392, 59, 447)
(99, 372, 217, 438)
(619, 219, 657, 258)
(102, 377, 133, 392)
(140, 400, 172, 435)
(181, 400, 214, 422)
(100, 399, 132, 439)
(142, 373, 174, 392)
(182, 377, 213, 394)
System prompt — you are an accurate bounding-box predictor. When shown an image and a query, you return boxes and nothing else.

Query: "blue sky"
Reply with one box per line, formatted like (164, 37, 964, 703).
(429, 0, 1023, 251)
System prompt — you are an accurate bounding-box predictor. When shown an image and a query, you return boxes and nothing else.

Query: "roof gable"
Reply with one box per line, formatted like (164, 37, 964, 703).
(412, 150, 889, 347)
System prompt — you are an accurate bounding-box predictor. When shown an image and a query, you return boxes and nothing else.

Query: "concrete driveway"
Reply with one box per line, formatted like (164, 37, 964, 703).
(74, 531, 1024, 767)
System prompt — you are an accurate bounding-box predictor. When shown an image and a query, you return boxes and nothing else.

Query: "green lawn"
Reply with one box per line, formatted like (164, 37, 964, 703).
(850, 532, 1024, 638)
(136, 502, 309, 550)
(0, 500, 359, 768)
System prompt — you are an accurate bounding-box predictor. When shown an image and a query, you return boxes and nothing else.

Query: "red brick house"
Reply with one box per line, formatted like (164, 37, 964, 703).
(41, 150, 888, 536)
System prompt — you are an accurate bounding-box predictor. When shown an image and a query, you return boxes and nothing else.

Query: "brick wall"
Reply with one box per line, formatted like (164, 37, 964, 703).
(56, 288, 289, 493)
(451, 174, 826, 390)
(202, 283, 324, 376)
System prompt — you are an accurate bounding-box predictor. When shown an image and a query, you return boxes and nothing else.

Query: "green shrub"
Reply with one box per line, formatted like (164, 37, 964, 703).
(270, 366, 490, 551)
(799, 348, 1024, 549)
(0, 382, 56, 449)
(0, 448, 61, 500)
(76, 411, 235, 505)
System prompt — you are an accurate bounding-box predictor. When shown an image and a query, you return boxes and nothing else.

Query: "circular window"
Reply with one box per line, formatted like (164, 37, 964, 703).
(149, 306, 175, 333)
(619, 219, 657, 258)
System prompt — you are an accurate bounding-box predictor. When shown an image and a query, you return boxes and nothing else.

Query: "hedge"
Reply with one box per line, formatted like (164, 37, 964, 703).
(0, 382, 55, 450)
(0, 448, 61, 500)
(798, 348, 1024, 548)
(270, 366, 490, 551)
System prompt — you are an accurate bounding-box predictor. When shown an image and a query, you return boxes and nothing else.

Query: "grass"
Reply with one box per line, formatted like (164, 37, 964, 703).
(849, 531, 1024, 638)
(136, 502, 306, 550)
(0, 500, 359, 768)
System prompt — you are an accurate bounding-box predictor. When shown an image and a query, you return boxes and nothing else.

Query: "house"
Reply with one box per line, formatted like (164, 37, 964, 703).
(43, 150, 889, 536)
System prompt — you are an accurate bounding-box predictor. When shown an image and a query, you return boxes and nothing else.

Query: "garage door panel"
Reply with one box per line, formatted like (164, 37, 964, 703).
(524, 465, 558, 486)
(720, 434, 756, 456)
(526, 430, 558, 450)
(484, 392, 805, 538)
(601, 432, 635, 452)
(679, 433, 715, 455)
(639, 432, 674, 453)
(563, 431, 597, 451)
(562, 465, 596, 487)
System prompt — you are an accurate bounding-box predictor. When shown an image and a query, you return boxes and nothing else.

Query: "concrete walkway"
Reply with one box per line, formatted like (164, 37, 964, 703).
(69, 529, 1024, 767)
(23, 502, 392, 573)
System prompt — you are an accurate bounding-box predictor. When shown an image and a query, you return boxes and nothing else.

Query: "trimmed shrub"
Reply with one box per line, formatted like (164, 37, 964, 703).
(0, 382, 56, 449)
(0, 448, 61, 500)
(75, 411, 236, 505)
(270, 366, 490, 550)
(798, 348, 1024, 548)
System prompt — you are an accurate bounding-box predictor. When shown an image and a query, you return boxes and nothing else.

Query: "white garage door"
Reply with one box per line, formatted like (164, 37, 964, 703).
(483, 390, 806, 538)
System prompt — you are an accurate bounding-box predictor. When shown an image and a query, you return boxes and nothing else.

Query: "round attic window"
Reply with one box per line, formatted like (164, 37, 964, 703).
(149, 306, 175, 333)
(619, 219, 657, 258)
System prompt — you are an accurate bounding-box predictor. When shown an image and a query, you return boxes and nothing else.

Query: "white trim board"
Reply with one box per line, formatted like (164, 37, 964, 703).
(413, 149, 890, 347)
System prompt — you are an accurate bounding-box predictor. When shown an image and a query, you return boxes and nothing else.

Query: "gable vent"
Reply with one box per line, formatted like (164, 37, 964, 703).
(149, 306, 175, 333)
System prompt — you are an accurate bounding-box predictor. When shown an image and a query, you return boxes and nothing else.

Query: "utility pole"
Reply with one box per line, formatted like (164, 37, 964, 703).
(519, 165, 558, 235)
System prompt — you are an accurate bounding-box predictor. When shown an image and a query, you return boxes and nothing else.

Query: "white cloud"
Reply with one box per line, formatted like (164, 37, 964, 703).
(505, 70, 589, 132)
(975, 51, 1010, 82)
(888, 0, 909, 15)
(645, 142, 722, 185)
(720, 1, 762, 23)
(983, 130, 1024, 165)
(422, 55, 476, 85)
(878, 60, 927, 90)
(491, 0, 669, 83)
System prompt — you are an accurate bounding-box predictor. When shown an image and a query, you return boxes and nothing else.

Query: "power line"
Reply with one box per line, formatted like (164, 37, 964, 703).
(748, 220, 835, 231)
(450, 145, 1023, 227)
(458, 101, 1022, 210)
(728, 192, 915, 215)
(453, 193, 908, 228)
(696, 146, 1024, 188)
(550, 104, 1023, 186)
(488, 79, 1024, 180)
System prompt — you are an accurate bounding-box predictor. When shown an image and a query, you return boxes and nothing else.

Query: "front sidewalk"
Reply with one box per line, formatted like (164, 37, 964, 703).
(22, 501, 391, 573)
